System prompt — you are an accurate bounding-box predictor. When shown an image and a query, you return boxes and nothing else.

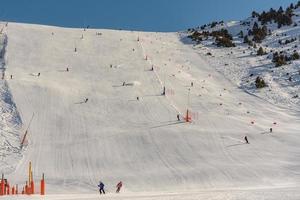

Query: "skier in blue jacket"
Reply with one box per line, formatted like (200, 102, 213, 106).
(98, 181, 105, 194)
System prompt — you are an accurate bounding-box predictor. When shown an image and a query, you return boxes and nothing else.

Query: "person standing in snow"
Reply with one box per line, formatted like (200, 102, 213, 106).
(85, 98, 89, 103)
(270, 128, 273, 133)
(162, 86, 166, 96)
(177, 114, 180, 121)
(38, 72, 40, 77)
(116, 181, 123, 193)
(244, 136, 249, 144)
(98, 181, 105, 194)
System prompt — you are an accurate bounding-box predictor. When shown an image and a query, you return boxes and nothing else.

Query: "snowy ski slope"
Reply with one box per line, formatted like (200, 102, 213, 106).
(0, 22, 300, 199)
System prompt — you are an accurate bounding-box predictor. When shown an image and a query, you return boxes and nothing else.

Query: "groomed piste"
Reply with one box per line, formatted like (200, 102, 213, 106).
(0, 21, 299, 199)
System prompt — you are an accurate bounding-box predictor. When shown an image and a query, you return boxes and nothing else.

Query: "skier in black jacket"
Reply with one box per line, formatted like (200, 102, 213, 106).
(98, 181, 105, 194)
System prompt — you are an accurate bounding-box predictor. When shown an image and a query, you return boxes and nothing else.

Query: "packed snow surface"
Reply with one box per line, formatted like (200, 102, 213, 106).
(0, 21, 299, 199)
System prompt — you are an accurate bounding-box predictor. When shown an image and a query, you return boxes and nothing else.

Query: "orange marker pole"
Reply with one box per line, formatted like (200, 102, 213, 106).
(31, 180, 34, 194)
(11, 186, 14, 195)
(40, 173, 45, 195)
(4, 181, 6, 195)
(7, 184, 9, 195)
(0, 174, 4, 195)
(185, 109, 191, 122)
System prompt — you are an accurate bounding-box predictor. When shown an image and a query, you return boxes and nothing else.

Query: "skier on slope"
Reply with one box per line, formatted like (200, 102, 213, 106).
(116, 181, 123, 193)
(98, 181, 105, 194)
(244, 136, 249, 144)
(177, 114, 180, 121)
(85, 98, 89, 103)
(162, 86, 166, 96)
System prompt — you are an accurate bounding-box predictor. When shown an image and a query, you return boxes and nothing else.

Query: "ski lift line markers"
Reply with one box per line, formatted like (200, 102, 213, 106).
(138, 37, 184, 116)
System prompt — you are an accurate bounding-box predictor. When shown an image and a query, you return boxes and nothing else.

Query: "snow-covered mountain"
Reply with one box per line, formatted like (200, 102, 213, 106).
(0, 3, 300, 200)
(186, 2, 300, 109)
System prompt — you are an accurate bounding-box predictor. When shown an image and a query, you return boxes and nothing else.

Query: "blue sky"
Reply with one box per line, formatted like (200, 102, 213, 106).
(0, 0, 295, 32)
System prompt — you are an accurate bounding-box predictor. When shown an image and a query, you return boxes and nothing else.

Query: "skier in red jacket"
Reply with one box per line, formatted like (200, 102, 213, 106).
(116, 181, 123, 193)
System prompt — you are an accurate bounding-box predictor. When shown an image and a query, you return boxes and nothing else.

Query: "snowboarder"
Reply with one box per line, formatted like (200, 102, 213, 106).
(98, 181, 105, 195)
(270, 128, 273, 133)
(244, 136, 249, 144)
(116, 181, 123, 193)
(85, 98, 89, 103)
(177, 114, 180, 121)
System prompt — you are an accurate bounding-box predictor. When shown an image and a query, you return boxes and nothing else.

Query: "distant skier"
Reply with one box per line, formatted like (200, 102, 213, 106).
(74, 47, 77, 52)
(137, 96, 139, 101)
(38, 72, 40, 77)
(123, 82, 126, 86)
(10, 75, 12, 79)
(85, 98, 89, 103)
(150, 65, 154, 71)
(270, 128, 273, 133)
(116, 181, 123, 193)
(244, 136, 249, 144)
(162, 86, 166, 96)
(98, 181, 105, 195)
(66, 67, 69, 72)
(177, 114, 180, 121)
(191, 82, 193, 87)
